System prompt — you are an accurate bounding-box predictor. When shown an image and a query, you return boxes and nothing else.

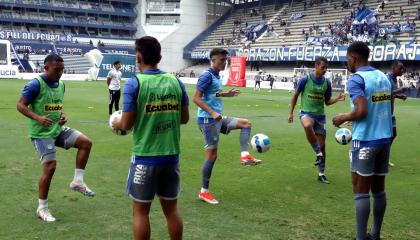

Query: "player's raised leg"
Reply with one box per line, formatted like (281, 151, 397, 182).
(233, 118, 262, 165)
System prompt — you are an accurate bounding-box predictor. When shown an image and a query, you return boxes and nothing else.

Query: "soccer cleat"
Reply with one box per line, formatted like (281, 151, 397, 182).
(198, 191, 219, 205)
(318, 175, 330, 184)
(37, 208, 56, 222)
(367, 233, 381, 240)
(70, 181, 96, 197)
(314, 155, 324, 166)
(240, 155, 262, 166)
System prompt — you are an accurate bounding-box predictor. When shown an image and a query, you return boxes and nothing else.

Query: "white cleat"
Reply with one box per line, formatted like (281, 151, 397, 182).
(37, 208, 56, 222)
(70, 181, 96, 197)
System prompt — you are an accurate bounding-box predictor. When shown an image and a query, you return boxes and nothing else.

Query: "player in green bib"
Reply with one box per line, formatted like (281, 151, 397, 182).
(288, 57, 346, 184)
(112, 36, 189, 240)
(17, 54, 95, 222)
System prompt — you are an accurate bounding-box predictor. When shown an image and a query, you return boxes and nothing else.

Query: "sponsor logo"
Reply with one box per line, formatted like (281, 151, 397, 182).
(307, 93, 324, 100)
(133, 165, 147, 185)
(153, 120, 176, 134)
(149, 93, 177, 101)
(371, 93, 391, 103)
(145, 102, 179, 113)
(44, 104, 63, 112)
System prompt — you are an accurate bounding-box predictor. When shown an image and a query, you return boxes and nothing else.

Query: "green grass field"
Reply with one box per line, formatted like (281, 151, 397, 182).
(0, 79, 419, 240)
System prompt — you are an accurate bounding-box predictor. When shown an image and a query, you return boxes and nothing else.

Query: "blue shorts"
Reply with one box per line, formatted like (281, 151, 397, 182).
(126, 156, 180, 203)
(31, 126, 81, 164)
(198, 116, 239, 149)
(299, 112, 326, 135)
(350, 141, 390, 176)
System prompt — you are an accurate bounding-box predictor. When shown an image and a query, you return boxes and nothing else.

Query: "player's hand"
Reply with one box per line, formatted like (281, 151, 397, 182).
(59, 113, 68, 125)
(337, 92, 346, 101)
(332, 114, 346, 127)
(225, 88, 241, 97)
(211, 112, 222, 121)
(111, 116, 122, 130)
(343, 121, 352, 126)
(287, 114, 293, 123)
(36, 115, 53, 127)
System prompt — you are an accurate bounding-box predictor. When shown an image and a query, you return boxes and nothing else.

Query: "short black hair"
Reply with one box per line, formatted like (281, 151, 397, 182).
(392, 60, 403, 68)
(113, 60, 120, 66)
(210, 48, 228, 59)
(315, 56, 327, 65)
(44, 54, 63, 65)
(135, 36, 161, 65)
(347, 42, 370, 60)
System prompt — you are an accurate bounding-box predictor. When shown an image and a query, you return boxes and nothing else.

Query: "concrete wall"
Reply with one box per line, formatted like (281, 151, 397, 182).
(158, 0, 207, 73)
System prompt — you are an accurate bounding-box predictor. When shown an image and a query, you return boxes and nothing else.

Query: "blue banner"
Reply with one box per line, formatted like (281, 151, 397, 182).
(290, 12, 304, 20)
(0, 30, 72, 42)
(97, 54, 136, 78)
(189, 44, 420, 62)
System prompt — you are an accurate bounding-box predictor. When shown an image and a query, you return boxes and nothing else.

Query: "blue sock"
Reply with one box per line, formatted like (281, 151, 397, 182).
(201, 160, 215, 189)
(318, 160, 325, 174)
(310, 142, 322, 155)
(355, 193, 370, 240)
(371, 192, 387, 239)
(240, 128, 251, 151)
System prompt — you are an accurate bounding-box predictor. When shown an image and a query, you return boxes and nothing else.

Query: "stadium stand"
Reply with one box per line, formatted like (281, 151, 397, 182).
(190, 0, 419, 51)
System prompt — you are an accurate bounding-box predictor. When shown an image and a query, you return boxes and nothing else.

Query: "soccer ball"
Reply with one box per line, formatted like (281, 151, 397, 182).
(109, 110, 131, 136)
(335, 128, 352, 145)
(251, 134, 270, 153)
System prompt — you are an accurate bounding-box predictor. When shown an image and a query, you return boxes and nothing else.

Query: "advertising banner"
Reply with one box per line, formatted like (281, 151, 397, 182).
(227, 56, 246, 87)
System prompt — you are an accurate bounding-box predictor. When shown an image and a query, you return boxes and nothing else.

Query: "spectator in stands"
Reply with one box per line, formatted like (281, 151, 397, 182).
(89, 39, 93, 45)
(400, 6, 404, 20)
(304, 0, 307, 10)
(417, 6, 420, 20)
(380, 1, 385, 11)
(190, 70, 195, 78)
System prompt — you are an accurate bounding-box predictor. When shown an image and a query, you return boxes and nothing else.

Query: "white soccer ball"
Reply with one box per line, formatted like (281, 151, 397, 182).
(251, 134, 270, 153)
(109, 110, 131, 136)
(335, 128, 352, 145)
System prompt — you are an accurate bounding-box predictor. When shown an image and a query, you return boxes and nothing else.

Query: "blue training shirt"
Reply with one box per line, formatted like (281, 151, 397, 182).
(196, 68, 223, 121)
(21, 75, 61, 103)
(122, 69, 189, 166)
(348, 66, 392, 148)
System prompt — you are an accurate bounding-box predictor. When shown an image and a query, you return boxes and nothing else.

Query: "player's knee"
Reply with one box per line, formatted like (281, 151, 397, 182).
(80, 137, 93, 150)
(43, 161, 57, 174)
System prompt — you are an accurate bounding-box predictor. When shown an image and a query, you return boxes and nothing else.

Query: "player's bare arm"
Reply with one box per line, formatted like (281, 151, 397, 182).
(332, 96, 367, 127)
(17, 96, 52, 127)
(325, 92, 346, 105)
(112, 111, 136, 131)
(216, 88, 241, 97)
(288, 91, 300, 123)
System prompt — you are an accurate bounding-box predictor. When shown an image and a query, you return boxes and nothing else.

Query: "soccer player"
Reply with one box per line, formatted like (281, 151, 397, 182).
(332, 42, 393, 240)
(288, 57, 346, 184)
(17, 54, 95, 222)
(107, 60, 122, 115)
(112, 36, 189, 240)
(386, 60, 407, 167)
(254, 71, 262, 90)
(194, 48, 261, 205)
